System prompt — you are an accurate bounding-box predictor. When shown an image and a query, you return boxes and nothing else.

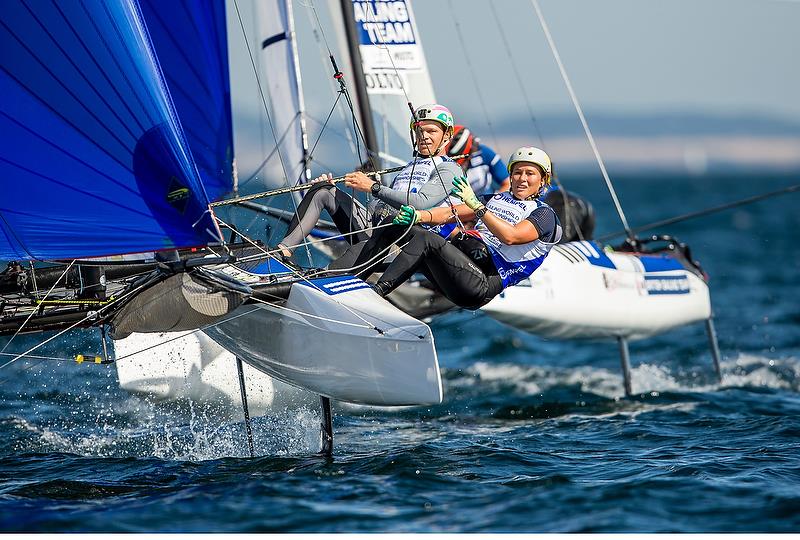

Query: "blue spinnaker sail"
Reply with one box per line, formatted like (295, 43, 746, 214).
(139, 0, 234, 202)
(0, 0, 220, 261)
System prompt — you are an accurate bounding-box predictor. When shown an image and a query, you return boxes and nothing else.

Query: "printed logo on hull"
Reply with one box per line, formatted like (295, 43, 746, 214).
(644, 274, 690, 295)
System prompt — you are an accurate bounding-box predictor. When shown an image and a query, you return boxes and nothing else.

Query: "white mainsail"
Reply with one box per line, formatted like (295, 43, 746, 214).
(326, 0, 437, 166)
(254, 0, 310, 189)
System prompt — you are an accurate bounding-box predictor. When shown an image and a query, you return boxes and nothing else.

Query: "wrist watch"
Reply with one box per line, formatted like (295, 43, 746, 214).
(370, 182, 382, 196)
(475, 205, 488, 219)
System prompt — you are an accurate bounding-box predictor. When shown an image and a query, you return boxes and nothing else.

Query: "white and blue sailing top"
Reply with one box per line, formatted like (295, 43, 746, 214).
(465, 142, 510, 195)
(473, 192, 562, 288)
(369, 156, 462, 222)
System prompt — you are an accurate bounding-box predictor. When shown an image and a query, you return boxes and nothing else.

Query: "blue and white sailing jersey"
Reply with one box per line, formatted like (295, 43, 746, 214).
(474, 193, 562, 288)
(465, 143, 509, 195)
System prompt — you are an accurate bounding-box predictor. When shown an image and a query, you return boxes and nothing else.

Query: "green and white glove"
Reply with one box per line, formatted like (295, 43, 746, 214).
(393, 204, 420, 226)
(451, 176, 482, 210)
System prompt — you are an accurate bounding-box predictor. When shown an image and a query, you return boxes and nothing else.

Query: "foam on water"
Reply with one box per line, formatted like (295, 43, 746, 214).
(0, 173, 797, 531)
(8, 397, 321, 460)
(453, 353, 799, 400)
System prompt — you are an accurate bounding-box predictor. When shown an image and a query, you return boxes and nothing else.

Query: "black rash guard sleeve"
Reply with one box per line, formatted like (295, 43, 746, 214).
(526, 206, 560, 243)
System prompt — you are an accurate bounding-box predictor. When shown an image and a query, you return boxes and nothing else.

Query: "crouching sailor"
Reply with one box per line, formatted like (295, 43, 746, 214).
(371, 147, 562, 309)
(275, 103, 462, 276)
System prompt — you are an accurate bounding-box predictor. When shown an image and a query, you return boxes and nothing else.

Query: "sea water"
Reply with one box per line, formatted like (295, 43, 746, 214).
(0, 172, 798, 532)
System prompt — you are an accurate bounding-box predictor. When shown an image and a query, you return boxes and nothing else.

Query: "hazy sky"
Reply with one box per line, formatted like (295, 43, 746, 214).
(410, 0, 800, 122)
(233, 0, 800, 122)
(229, 0, 800, 175)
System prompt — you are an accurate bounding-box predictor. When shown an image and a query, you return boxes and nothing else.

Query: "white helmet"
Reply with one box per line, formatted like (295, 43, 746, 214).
(410, 103, 455, 133)
(507, 146, 552, 178)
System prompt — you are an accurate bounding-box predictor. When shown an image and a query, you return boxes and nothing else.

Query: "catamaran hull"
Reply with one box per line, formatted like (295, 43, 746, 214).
(481, 241, 711, 341)
(113, 331, 311, 416)
(203, 277, 443, 407)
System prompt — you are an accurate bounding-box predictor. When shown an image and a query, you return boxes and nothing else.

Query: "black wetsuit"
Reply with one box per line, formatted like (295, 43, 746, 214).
(374, 225, 504, 310)
(374, 198, 561, 309)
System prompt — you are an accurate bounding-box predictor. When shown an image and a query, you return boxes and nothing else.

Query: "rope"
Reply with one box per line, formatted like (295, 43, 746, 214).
(447, 0, 501, 150)
(211, 153, 466, 209)
(210, 164, 405, 207)
(213, 213, 427, 340)
(597, 183, 800, 242)
(248, 296, 374, 329)
(0, 351, 73, 362)
(487, 2, 584, 241)
(232, 0, 312, 261)
(212, 215, 387, 333)
(0, 259, 76, 356)
(530, 0, 633, 239)
(0, 275, 152, 371)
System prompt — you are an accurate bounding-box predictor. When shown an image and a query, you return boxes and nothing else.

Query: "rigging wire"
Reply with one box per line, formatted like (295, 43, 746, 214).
(260, 94, 347, 246)
(301, 0, 461, 237)
(0, 259, 76, 356)
(211, 215, 411, 335)
(232, 222, 397, 265)
(355, 5, 469, 235)
(211, 214, 428, 340)
(232, 0, 313, 262)
(304, 0, 385, 235)
(447, 0, 501, 151)
(306, 1, 378, 168)
(597, 183, 800, 242)
(0, 355, 56, 387)
(0, 274, 153, 371)
(487, 1, 584, 241)
(237, 111, 303, 190)
(301, 3, 360, 157)
(530, 0, 633, 240)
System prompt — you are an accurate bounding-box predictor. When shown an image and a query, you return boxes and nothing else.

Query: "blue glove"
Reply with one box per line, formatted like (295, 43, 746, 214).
(393, 204, 420, 226)
(451, 176, 482, 210)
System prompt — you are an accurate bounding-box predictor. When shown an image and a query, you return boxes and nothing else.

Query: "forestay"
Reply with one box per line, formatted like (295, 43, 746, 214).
(330, 0, 437, 164)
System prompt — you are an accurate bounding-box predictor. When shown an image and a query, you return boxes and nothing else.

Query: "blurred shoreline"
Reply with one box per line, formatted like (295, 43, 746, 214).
(233, 111, 800, 179)
(489, 134, 800, 175)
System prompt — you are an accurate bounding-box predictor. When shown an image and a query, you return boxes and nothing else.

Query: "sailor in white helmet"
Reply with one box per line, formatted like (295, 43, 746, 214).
(277, 104, 462, 276)
(372, 147, 562, 309)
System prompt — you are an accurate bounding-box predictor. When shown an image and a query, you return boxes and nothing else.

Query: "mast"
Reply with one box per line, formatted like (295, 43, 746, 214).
(338, 0, 382, 169)
(286, 0, 311, 183)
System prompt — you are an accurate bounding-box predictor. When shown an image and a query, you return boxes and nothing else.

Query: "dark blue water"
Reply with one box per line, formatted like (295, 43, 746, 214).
(1, 173, 798, 532)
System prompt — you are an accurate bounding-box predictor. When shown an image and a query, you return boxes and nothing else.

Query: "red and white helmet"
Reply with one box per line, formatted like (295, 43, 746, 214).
(446, 125, 476, 165)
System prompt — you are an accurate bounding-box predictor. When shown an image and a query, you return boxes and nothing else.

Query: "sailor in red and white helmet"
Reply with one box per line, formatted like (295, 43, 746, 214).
(277, 104, 462, 277)
(370, 146, 562, 309)
(446, 125, 510, 195)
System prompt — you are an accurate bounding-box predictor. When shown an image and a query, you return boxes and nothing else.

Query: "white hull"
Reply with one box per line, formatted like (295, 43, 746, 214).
(113, 331, 310, 417)
(482, 241, 711, 341)
(203, 276, 443, 407)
